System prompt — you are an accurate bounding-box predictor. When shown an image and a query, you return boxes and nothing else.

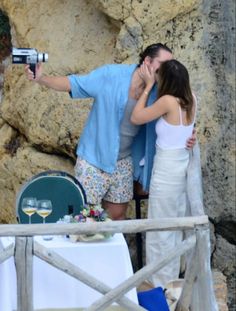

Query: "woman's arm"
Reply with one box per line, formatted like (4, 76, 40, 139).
(25, 63, 71, 92)
(130, 63, 169, 125)
(131, 93, 170, 125)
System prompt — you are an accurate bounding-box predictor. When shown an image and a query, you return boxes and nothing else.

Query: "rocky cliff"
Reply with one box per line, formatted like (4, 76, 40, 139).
(0, 0, 235, 308)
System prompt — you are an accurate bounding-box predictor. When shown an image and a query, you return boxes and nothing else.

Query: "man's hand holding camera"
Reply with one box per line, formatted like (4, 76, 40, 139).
(25, 63, 43, 82)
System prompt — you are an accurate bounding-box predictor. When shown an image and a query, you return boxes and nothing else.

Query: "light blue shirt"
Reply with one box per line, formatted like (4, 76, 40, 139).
(68, 63, 157, 191)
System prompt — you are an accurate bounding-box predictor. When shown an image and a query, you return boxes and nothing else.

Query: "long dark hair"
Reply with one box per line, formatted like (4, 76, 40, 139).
(138, 43, 172, 67)
(158, 59, 193, 123)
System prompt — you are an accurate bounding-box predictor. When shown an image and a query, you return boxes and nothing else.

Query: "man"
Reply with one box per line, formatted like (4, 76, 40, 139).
(25, 43, 195, 220)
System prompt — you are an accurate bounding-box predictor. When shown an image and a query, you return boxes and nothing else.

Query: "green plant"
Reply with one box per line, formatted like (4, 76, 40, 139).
(0, 11, 11, 37)
(0, 10, 12, 60)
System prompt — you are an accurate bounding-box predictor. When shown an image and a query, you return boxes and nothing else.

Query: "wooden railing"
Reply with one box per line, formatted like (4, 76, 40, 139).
(0, 216, 214, 311)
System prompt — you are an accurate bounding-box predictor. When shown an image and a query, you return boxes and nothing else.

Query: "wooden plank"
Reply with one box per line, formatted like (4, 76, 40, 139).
(26, 237, 33, 311)
(34, 241, 145, 311)
(15, 237, 33, 311)
(15, 237, 26, 311)
(0, 242, 14, 264)
(86, 235, 196, 311)
(176, 231, 199, 311)
(0, 216, 209, 236)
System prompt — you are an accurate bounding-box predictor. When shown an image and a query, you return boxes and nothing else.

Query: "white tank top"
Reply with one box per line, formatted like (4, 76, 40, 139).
(155, 99, 196, 150)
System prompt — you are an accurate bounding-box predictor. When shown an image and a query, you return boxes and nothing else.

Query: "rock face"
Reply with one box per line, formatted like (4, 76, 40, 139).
(0, 0, 235, 308)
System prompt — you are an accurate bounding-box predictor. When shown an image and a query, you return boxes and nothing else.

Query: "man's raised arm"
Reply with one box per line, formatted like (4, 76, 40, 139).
(25, 63, 71, 92)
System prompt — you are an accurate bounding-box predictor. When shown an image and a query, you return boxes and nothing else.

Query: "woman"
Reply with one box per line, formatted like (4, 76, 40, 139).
(131, 59, 196, 288)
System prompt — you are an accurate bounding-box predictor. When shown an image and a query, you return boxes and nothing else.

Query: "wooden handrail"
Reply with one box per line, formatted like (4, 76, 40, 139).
(0, 216, 209, 236)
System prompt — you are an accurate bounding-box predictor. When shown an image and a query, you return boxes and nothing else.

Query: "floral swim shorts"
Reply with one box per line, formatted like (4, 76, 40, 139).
(74, 156, 133, 204)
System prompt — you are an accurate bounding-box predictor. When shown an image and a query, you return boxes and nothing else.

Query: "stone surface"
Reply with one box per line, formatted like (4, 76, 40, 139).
(213, 235, 236, 310)
(0, 122, 18, 157)
(213, 270, 229, 311)
(0, 0, 235, 308)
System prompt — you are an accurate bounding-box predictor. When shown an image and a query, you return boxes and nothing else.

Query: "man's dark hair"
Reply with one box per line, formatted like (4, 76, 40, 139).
(138, 43, 172, 66)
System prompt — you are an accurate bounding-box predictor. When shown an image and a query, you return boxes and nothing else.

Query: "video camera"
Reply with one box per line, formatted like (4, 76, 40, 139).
(12, 47, 48, 78)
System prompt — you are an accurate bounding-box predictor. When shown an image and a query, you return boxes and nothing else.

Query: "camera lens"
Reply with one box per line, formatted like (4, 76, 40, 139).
(37, 53, 48, 62)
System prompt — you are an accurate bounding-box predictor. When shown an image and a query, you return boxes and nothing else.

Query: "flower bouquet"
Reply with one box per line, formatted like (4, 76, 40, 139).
(60, 204, 112, 242)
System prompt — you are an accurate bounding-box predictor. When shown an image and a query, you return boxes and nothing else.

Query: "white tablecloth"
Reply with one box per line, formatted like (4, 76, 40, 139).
(0, 234, 138, 310)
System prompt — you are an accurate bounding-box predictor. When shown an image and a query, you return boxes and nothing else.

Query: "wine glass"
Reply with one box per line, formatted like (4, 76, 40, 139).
(21, 197, 37, 224)
(37, 200, 53, 241)
(36, 200, 52, 224)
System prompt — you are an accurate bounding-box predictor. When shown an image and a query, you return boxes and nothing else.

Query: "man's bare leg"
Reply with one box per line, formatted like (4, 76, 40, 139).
(102, 200, 129, 220)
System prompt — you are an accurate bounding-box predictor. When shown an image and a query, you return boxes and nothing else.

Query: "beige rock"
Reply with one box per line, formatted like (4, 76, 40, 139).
(95, 0, 131, 21)
(0, 122, 18, 158)
(2, 66, 91, 157)
(132, 0, 198, 34)
(0, 116, 5, 128)
(1, 0, 119, 157)
(0, 146, 74, 224)
(115, 16, 143, 62)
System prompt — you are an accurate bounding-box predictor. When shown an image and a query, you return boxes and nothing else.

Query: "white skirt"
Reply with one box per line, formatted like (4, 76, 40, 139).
(146, 147, 190, 288)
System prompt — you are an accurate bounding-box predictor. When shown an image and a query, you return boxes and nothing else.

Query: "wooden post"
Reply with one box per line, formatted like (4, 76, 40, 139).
(15, 237, 33, 311)
(176, 231, 199, 311)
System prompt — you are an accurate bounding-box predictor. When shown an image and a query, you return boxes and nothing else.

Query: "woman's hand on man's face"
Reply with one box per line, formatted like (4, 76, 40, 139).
(139, 63, 156, 88)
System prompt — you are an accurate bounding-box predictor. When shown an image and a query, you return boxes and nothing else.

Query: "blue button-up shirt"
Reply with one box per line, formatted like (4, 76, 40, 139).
(68, 64, 157, 191)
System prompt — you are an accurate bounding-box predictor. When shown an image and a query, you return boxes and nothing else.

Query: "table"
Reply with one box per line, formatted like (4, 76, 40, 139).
(0, 234, 138, 310)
